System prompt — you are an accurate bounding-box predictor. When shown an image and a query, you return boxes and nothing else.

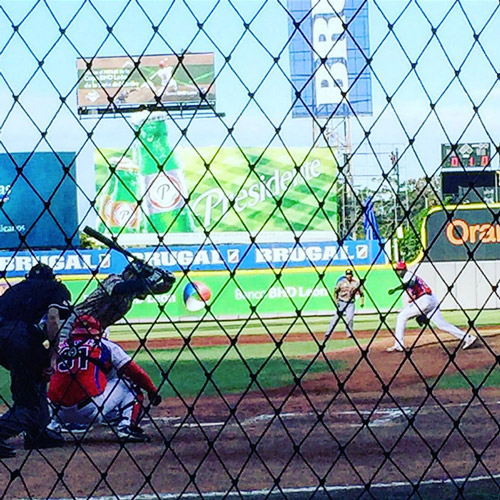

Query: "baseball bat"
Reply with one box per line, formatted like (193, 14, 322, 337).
(83, 226, 142, 263)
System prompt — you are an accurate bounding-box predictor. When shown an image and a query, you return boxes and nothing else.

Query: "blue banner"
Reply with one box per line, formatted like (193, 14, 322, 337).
(0, 240, 387, 278)
(0, 152, 79, 249)
(287, 0, 372, 117)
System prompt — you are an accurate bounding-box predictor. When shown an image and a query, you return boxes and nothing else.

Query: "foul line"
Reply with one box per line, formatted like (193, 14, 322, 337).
(44, 472, 500, 500)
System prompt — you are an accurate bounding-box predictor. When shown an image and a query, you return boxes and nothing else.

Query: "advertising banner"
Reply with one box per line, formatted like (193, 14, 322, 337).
(77, 53, 215, 113)
(24, 267, 397, 321)
(287, 0, 372, 117)
(424, 204, 500, 262)
(0, 240, 386, 278)
(0, 152, 78, 249)
(95, 130, 338, 243)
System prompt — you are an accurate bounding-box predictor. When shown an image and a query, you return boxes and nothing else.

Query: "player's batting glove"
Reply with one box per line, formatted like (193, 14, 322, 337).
(416, 315, 427, 327)
(146, 269, 176, 294)
(148, 391, 162, 406)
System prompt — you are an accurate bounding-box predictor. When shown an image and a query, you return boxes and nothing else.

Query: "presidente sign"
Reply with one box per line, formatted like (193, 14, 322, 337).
(287, 0, 372, 117)
(425, 204, 500, 261)
(95, 145, 339, 243)
(0, 240, 386, 278)
(77, 53, 215, 113)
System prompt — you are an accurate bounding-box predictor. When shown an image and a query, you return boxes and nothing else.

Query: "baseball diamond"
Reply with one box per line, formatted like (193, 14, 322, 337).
(0, 324, 498, 498)
(2, 0, 500, 498)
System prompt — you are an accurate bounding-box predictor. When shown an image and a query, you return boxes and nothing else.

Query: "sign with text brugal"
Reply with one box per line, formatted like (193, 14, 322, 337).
(288, 0, 372, 117)
(0, 240, 386, 278)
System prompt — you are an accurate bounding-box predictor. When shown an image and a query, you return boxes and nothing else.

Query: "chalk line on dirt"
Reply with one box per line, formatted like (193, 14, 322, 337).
(45, 472, 500, 500)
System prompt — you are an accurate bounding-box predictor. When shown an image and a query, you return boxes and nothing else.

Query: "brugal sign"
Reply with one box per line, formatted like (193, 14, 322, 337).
(424, 205, 500, 261)
(287, 0, 372, 117)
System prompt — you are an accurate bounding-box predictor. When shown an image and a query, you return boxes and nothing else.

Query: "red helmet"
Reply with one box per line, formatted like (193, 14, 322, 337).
(395, 261, 407, 271)
(72, 315, 102, 336)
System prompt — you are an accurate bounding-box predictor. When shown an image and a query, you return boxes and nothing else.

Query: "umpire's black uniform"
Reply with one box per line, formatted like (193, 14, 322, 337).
(0, 264, 71, 458)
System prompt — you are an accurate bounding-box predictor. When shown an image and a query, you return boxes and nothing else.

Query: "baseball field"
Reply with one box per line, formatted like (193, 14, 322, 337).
(0, 311, 500, 499)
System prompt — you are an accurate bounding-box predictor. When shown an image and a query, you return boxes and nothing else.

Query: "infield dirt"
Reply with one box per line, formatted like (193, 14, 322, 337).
(1, 328, 499, 499)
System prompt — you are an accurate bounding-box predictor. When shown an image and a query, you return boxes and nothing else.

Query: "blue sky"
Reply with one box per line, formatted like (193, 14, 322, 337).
(0, 0, 499, 191)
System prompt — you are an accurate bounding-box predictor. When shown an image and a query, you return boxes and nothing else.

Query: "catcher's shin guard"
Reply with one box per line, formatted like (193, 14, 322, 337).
(130, 390, 145, 428)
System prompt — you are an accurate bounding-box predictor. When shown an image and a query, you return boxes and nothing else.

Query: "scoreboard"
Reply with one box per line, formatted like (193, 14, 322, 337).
(441, 142, 498, 203)
(441, 143, 491, 169)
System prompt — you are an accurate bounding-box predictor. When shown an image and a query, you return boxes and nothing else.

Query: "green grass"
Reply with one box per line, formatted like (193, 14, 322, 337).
(0, 341, 345, 403)
(431, 367, 500, 391)
(109, 308, 500, 342)
(128, 341, 345, 398)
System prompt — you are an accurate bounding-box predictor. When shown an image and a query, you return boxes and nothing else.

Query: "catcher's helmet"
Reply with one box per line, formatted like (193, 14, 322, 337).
(394, 261, 407, 271)
(72, 315, 102, 336)
(27, 263, 55, 281)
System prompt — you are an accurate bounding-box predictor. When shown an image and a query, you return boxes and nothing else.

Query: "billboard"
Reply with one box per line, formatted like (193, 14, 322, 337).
(0, 152, 78, 249)
(40, 267, 397, 321)
(424, 204, 500, 262)
(77, 53, 215, 114)
(95, 125, 338, 243)
(287, 0, 372, 117)
(0, 240, 386, 278)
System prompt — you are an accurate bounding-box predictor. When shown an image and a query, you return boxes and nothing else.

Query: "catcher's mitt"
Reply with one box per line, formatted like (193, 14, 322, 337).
(416, 314, 427, 327)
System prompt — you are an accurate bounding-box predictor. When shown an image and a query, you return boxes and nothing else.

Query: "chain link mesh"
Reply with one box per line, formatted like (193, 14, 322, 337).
(1, 0, 500, 498)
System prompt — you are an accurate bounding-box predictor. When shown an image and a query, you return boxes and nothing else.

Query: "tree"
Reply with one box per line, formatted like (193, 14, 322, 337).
(355, 176, 442, 262)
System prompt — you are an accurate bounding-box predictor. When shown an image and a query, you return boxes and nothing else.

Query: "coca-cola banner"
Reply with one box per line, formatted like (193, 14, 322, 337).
(94, 118, 338, 244)
(424, 204, 500, 261)
(0, 152, 78, 249)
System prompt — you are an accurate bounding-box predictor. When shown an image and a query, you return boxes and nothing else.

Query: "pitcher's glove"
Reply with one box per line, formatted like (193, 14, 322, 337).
(145, 268, 176, 294)
(416, 314, 427, 327)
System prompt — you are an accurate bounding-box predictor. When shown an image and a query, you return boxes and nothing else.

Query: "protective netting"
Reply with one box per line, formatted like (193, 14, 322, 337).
(1, 0, 500, 499)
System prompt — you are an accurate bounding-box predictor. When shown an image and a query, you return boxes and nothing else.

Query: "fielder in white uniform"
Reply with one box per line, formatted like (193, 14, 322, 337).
(324, 268, 365, 340)
(387, 261, 477, 352)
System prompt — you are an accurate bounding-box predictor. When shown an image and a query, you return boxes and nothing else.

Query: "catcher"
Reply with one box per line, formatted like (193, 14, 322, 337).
(48, 314, 161, 442)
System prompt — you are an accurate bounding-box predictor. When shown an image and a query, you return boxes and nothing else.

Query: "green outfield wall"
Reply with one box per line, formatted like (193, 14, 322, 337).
(60, 267, 400, 321)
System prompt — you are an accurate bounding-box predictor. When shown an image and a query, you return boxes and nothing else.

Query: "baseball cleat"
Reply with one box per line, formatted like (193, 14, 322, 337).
(463, 334, 477, 350)
(116, 425, 151, 443)
(386, 344, 405, 353)
(61, 423, 89, 435)
(0, 440, 15, 459)
(24, 429, 65, 450)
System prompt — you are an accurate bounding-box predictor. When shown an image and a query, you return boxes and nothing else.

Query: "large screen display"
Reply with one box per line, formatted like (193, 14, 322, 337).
(0, 152, 78, 249)
(77, 53, 215, 113)
(287, 0, 372, 117)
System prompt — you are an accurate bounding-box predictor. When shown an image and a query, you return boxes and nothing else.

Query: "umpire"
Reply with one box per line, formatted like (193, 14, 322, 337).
(0, 263, 71, 459)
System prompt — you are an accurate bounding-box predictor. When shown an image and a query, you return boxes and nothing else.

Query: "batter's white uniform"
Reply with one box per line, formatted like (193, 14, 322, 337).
(393, 271, 468, 349)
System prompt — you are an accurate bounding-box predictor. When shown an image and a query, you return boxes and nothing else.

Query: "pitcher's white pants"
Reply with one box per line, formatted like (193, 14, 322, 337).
(325, 300, 355, 338)
(394, 293, 466, 347)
